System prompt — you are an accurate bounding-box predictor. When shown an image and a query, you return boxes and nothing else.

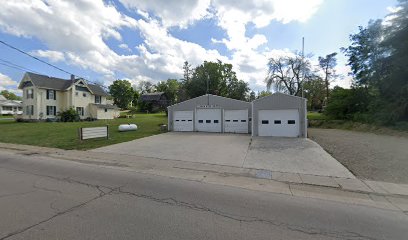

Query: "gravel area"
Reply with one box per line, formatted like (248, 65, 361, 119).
(308, 128, 408, 184)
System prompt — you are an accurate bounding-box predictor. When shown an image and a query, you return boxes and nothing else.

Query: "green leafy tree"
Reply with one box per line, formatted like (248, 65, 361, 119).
(324, 87, 371, 120)
(303, 77, 326, 111)
(155, 79, 180, 104)
(182, 60, 249, 100)
(248, 91, 256, 101)
(108, 80, 134, 109)
(257, 90, 272, 99)
(0, 90, 21, 100)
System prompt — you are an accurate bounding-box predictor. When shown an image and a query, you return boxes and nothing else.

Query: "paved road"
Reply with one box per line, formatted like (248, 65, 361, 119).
(309, 128, 408, 183)
(0, 151, 407, 240)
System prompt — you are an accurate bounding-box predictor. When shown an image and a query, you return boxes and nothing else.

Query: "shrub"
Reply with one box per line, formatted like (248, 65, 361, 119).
(58, 108, 80, 122)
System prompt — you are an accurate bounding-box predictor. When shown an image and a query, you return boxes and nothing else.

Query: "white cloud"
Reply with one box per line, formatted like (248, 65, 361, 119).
(0, 0, 324, 91)
(31, 50, 65, 62)
(119, 0, 211, 28)
(0, 72, 21, 94)
(118, 43, 131, 52)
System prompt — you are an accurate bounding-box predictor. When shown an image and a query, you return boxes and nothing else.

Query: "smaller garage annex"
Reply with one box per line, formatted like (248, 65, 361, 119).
(252, 93, 307, 138)
(168, 94, 251, 133)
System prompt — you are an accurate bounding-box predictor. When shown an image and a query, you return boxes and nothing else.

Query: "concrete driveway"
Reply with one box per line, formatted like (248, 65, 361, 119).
(92, 132, 354, 178)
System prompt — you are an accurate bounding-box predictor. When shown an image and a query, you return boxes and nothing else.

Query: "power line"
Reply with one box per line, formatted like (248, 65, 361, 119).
(0, 40, 108, 89)
(0, 58, 42, 74)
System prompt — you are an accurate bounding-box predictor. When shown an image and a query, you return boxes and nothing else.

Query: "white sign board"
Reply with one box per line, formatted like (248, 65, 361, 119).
(79, 126, 109, 140)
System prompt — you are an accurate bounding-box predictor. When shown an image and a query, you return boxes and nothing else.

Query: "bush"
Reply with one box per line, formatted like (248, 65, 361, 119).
(58, 108, 80, 122)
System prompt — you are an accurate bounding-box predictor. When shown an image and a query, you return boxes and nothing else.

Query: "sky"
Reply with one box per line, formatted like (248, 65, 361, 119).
(0, 0, 397, 96)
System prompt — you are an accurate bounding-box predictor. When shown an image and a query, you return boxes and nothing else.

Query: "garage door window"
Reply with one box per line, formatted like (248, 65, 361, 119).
(241, 120, 246, 122)
(176, 120, 180, 122)
(274, 120, 281, 124)
(199, 120, 203, 123)
(181, 120, 186, 121)
(225, 120, 230, 122)
(188, 120, 192, 122)
(233, 120, 238, 122)
(214, 120, 219, 123)
(206, 120, 211, 123)
(288, 120, 296, 124)
(262, 120, 269, 124)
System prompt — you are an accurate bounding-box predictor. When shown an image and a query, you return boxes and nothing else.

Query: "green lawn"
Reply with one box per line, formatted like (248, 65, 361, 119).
(0, 113, 167, 150)
(307, 112, 327, 120)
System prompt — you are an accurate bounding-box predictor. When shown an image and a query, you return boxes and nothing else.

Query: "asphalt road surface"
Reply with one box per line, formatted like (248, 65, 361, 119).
(0, 151, 407, 240)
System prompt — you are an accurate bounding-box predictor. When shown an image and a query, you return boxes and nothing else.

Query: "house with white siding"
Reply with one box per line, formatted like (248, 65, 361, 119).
(18, 72, 119, 120)
(0, 95, 23, 115)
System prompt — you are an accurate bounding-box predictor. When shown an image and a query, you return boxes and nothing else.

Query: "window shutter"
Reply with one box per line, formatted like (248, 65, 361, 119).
(46, 90, 49, 100)
(54, 90, 56, 100)
(54, 106, 56, 115)
(46, 106, 49, 115)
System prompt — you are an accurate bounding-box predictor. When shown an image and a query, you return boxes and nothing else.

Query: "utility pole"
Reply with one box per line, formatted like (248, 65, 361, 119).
(301, 37, 305, 98)
(206, 71, 210, 105)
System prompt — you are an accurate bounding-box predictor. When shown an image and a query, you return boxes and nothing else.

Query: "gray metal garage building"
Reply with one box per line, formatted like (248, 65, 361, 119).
(252, 93, 307, 138)
(167, 93, 307, 137)
(167, 94, 251, 133)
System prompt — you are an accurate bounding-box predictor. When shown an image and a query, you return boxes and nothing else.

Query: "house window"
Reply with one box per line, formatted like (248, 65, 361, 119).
(274, 120, 281, 124)
(95, 95, 102, 104)
(3, 106, 12, 111)
(26, 105, 34, 115)
(261, 120, 269, 124)
(46, 106, 56, 116)
(26, 89, 34, 99)
(82, 93, 87, 97)
(288, 120, 296, 124)
(46, 90, 56, 100)
(104, 108, 107, 112)
(76, 107, 84, 116)
(75, 92, 79, 96)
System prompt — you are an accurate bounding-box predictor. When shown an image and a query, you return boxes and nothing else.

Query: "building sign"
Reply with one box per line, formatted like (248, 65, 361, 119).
(197, 104, 219, 108)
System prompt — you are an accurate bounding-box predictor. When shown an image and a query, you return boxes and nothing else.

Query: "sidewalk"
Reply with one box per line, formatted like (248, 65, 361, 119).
(1, 142, 408, 213)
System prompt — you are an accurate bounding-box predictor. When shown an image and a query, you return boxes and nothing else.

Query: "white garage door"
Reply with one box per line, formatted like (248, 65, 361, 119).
(173, 111, 193, 131)
(196, 108, 221, 132)
(258, 109, 299, 137)
(224, 109, 248, 133)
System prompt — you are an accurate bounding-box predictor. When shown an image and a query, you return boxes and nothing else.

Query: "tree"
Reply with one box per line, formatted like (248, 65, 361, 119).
(137, 80, 155, 94)
(341, 19, 385, 87)
(318, 52, 338, 100)
(155, 79, 180, 104)
(303, 77, 326, 111)
(257, 90, 272, 99)
(182, 61, 192, 82)
(265, 52, 312, 96)
(182, 60, 249, 100)
(108, 80, 134, 109)
(0, 90, 21, 100)
(248, 91, 256, 101)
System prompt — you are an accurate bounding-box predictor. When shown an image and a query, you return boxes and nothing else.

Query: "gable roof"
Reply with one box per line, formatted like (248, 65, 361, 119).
(140, 92, 166, 101)
(21, 72, 109, 96)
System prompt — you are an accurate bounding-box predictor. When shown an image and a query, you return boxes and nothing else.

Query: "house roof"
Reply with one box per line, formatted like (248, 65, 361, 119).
(26, 72, 72, 90)
(140, 92, 166, 101)
(91, 103, 119, 109)
(0, 95, 6, 101)
(22, 72, 109, 96)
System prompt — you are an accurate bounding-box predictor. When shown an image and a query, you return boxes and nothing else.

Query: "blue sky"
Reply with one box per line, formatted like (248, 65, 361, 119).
(0, 0, 396, 95)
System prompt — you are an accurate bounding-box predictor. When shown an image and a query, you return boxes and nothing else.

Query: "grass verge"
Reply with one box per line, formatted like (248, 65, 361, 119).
(0, 113, 167, 150)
